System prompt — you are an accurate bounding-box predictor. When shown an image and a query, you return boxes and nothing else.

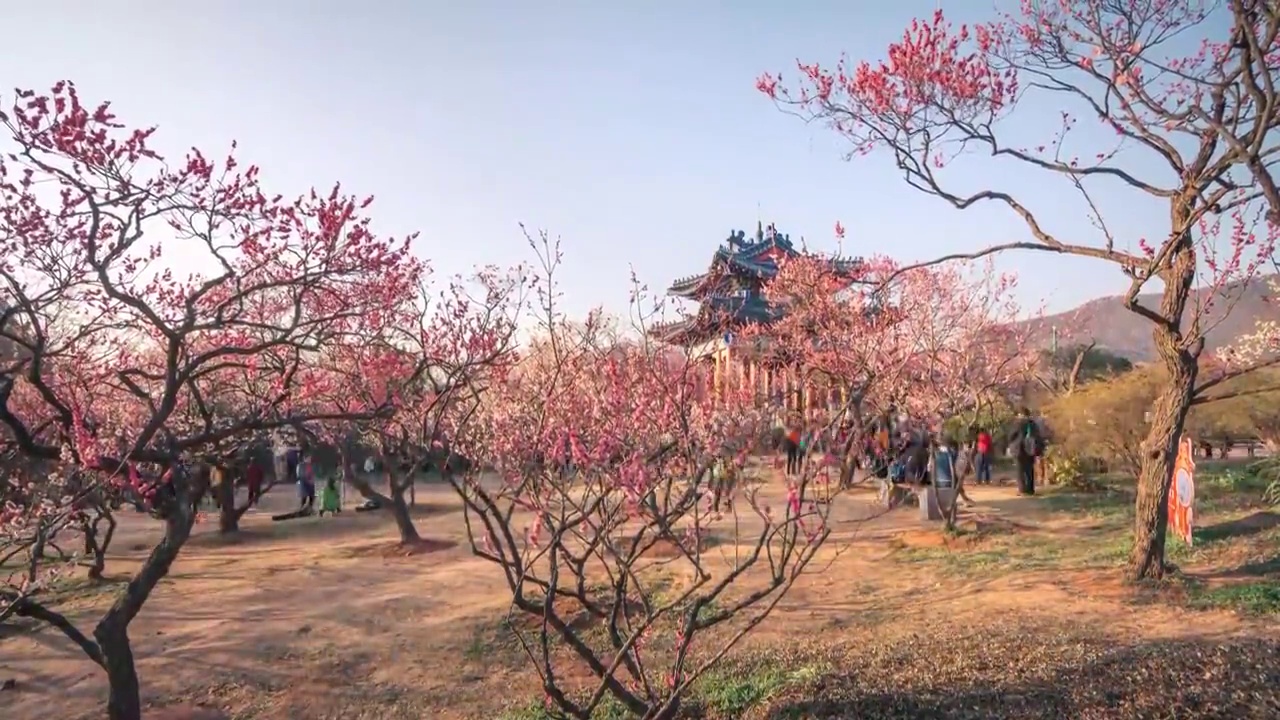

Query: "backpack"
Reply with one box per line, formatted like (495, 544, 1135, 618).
(1020, 423, 1039, 457)
(889, 461, 905, 482)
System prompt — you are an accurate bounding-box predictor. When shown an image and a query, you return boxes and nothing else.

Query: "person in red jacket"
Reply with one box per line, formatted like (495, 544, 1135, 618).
(974, 427, 994, 485)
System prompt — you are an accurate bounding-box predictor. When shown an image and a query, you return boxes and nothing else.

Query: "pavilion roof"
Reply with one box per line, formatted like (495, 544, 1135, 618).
(649, 294, 787, 346)
(667, 223, 862, 298)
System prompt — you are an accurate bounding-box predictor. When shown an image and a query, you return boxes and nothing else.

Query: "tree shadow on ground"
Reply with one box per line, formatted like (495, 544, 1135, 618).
(183, 501, 455, 550)
(1226, 555, 1280, 577)
(764, 635, 1280, 720)
(1194, 511, 1280, 545)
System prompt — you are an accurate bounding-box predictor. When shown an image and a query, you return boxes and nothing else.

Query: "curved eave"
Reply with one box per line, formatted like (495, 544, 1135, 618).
(668, 273, 714, 297)
(667, 260, 775, 297)
(650, 317, 701, 343)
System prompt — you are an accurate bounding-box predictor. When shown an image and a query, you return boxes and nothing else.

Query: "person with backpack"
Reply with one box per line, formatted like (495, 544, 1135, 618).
(1008, 409, 1043, 496)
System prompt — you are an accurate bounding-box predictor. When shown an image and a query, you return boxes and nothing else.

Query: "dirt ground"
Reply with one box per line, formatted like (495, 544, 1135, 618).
(2, 467, 1279, 720)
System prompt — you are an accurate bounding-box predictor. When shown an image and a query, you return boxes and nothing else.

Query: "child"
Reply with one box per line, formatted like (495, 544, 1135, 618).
(319, 476, 341, 516)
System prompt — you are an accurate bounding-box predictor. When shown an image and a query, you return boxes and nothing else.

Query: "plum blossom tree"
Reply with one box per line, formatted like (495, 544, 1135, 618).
(0, 82, 421, 720)
(447, 234, 835, 720)
(759, 2, 1280, 580)
(744, 252, 1034, 513)
(309, 266, 525, 545)
(0, 455, 85, 622)
(737, 254, 911, 485)
(891, 261, 1038, 525)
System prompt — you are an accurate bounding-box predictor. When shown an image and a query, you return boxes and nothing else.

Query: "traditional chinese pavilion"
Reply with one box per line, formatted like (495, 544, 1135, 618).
(653, 223, 861, 410)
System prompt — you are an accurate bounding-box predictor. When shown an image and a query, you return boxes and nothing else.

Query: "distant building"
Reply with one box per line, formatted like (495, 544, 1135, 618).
(650, 222, 860, 410)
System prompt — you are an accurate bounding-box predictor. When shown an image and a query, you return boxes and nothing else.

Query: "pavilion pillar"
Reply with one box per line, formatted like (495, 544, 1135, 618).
(793, 369, 801, 412)
(727, 343, 737, 399)
(707, 357, 715, 402)
(747, 360, 758, 404)
(712, 351, 723, 405)
(726, 346, 734, 402)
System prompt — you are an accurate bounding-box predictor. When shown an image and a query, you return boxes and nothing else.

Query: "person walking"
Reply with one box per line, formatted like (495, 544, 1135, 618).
(297, 454, 317, 511)
(1008, 410, 1043, 496)
(244, 453, 264, 504)
(783, 422, 802, 477)
(974, 427, 994, 485)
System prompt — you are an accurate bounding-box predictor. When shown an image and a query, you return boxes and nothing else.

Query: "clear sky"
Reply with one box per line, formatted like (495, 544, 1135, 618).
(5, 1, 1185, 322)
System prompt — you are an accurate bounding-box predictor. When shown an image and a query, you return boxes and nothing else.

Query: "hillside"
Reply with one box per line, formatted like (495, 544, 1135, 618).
(1025, 274, 1276, 362)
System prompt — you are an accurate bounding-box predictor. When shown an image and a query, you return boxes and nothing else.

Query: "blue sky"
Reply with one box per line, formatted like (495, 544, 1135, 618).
(5, 1, 1187, 321)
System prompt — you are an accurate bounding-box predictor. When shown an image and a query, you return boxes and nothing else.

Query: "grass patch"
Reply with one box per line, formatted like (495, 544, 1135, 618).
(892, 538, 1067, 575)
(1198, 466, 1275, 513)
(1036, 486, 1133, 518)
(463, 615, 528, 666)
(496, 660, 822, 720)
(497, 695, 630, 720)
(693, 662, 821, 718)
(1083, 531, 1197, 567)
(1188, 580, 1280, 615)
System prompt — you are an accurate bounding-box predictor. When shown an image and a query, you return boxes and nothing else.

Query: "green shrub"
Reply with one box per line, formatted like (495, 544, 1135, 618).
(1041, 447, 1106, 491)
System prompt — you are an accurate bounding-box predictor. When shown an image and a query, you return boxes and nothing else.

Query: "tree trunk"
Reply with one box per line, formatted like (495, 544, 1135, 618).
(1128, 356, 1196, 581)
(91, 466, 203, 720)
(97, 620, 142, 720)
(83, 509, 116, 581)
(218, 470, 239, 533)
(389, 479, 422, 545)
(1127, 226, 1199, 582)
(343, 452, 422, 545)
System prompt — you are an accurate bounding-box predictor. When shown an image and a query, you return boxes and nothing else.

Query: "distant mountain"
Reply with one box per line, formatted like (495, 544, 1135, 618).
(1022, 274, 1276, 362)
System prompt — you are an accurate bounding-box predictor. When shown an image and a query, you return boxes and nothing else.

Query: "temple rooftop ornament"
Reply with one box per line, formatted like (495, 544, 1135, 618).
(651, 223, 862, 347)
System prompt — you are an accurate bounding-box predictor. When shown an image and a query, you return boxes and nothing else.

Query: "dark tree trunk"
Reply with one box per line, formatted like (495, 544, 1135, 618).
(216, 463, 259, 534)
(92, 467, 203, 720)
(1127, 226, 1199, 582)
(343, 451, 422, 545)
(217, 470, 238, 533)
(389, 486, 422, 545)
(83, 508, 116, 581)
(97, 620, 142, 720)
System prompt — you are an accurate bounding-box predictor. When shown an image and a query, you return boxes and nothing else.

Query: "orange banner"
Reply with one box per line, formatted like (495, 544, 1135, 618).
(1168, 436, 1196, 546)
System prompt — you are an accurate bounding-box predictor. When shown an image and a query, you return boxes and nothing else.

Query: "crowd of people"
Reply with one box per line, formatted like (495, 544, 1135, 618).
(175, 409, 1049, 519)
(196, 446, 343, 517)
(772, 407, 1047, 497)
